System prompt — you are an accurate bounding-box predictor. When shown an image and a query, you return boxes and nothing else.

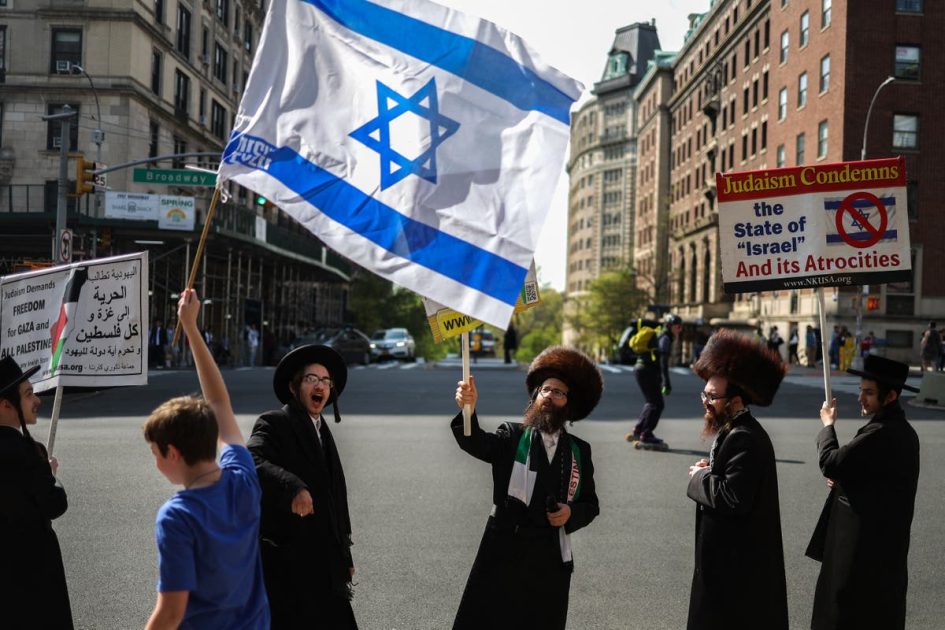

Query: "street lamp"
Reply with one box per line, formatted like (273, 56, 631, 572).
(852, 75, 897, 370)
(72, 64, 105, 212)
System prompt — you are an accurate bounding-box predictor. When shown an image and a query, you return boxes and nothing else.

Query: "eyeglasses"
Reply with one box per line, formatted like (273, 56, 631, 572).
(539, 386, 568, 400)
(700, 391, 728, 403)
(302, 374, 333, 388)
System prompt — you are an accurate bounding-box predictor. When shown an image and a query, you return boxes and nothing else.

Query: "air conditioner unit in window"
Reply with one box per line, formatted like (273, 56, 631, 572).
(55, 60, 72, 74)
(201, 53, 210, 65)
(199, 115, 207, 126)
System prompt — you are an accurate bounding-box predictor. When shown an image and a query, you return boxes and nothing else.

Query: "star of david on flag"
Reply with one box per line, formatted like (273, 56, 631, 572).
(218, 0, 582, 328)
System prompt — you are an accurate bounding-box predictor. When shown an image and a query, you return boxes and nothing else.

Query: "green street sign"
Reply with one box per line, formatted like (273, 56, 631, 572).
(133, 168, 217, 187)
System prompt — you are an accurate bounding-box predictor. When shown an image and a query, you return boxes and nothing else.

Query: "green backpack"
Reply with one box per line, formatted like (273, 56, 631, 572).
(629, 319, 661, 356)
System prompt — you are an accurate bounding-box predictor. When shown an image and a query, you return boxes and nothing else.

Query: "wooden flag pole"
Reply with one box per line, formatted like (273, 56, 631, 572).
(171, 185, 222, 348)
(817, 288, 833, 402)
(462, 331, 472, 436)
(46, 385, 64, 457)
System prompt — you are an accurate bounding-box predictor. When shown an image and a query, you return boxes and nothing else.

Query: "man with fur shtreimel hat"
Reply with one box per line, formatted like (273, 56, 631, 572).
(451, 346, 602, 630)
(685, 329, 789, 630)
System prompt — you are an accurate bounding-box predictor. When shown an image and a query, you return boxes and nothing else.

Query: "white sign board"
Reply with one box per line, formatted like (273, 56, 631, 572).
(0, 252, 149, 392)
(158, 195, 196, 231)
(105, 192, 159, 221)
(716, 157, 912, 293)
(255, 215, 267, 242)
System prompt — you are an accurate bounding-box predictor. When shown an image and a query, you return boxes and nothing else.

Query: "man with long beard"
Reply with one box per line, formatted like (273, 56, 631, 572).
(686, 330, 789, 630)
(451, 346, 602, 630)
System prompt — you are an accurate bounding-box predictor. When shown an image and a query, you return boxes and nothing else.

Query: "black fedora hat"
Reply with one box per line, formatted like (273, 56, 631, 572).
(0, 355, 40, 399)
(847, 355, 919, 393)
(273, 345, 347, 405)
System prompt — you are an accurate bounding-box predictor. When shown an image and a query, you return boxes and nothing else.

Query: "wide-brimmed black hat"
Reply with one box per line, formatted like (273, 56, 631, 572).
(848, 355, 919, 393)
(273, 345, 347, 406)
(0, 355, 40, 399)
(525, 346, 603, 421)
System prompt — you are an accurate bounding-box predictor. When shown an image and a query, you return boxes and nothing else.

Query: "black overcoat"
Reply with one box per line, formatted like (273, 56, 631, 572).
(247, 404, 357, 629)
(806, 400, 919, 630)
(687, 412, 788, 630)
(451, 412, 599, 630)
(0, 426, 72, 630)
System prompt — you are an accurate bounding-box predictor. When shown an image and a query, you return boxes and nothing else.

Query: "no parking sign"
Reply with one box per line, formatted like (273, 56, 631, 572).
(716, 157, 911, 293)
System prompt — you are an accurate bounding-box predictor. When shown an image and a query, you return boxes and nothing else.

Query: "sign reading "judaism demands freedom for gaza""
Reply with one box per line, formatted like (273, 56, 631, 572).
(716, 157, 912, 294)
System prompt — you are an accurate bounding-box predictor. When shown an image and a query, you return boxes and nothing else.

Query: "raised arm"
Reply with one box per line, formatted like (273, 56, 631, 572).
(177, 289, 243, 446)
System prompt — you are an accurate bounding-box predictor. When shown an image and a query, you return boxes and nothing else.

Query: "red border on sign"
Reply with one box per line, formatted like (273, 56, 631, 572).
(834, 191, 888, 249)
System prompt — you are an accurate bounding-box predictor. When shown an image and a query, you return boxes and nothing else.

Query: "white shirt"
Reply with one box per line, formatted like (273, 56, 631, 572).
(540, 430, 560, 463)
(309, 414, 323, 445)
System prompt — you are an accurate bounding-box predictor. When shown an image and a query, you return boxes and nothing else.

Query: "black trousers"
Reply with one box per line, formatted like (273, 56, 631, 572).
(634, 366, 664, 436)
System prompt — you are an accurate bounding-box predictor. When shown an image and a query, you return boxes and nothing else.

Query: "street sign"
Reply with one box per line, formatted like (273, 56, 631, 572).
(132, 168, 216, 187)
(58, 228, 73, 263)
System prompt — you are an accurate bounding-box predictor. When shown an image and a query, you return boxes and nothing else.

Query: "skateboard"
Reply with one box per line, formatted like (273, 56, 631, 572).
(624, 432, 669, 451)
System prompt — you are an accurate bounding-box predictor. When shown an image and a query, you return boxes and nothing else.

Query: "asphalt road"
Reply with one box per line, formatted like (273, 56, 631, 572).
(39, 360, 945, 629)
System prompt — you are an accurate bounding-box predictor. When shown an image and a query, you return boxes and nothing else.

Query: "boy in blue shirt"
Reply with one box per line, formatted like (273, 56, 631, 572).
(143, 288, 268, 629)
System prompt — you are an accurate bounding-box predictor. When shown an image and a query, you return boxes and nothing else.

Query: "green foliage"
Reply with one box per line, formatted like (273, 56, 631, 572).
(511, 287, 563, 363)
(565, 268, 647, 356)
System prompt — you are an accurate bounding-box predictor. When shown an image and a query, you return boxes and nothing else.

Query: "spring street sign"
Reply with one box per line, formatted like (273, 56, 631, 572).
(132, 168, 216, 187)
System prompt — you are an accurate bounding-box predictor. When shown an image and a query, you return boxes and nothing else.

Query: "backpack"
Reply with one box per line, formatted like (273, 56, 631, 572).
(629, 319, 661, 356)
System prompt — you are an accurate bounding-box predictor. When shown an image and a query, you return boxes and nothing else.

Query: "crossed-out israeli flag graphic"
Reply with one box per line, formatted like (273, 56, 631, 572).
(822, 194, 899, 245)
(219, 0, 582, 327)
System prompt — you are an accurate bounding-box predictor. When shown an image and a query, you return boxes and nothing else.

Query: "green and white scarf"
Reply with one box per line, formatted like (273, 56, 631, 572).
(506, 426, 583, 562)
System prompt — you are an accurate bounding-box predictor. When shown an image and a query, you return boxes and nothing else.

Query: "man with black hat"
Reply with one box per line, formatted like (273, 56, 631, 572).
(451, 345, 602, 630)
(686, 329, 789, 630)
(806, 355, 920, 630)
(247, 345, 357, 628)
(0, 355, 73, 628)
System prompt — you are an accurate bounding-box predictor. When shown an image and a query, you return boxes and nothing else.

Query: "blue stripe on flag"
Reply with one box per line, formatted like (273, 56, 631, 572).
(246, 142, 527, 306)
(300, 0, 576, 125)
(825, 231, 898, 243)
(822, 197, 896, 209)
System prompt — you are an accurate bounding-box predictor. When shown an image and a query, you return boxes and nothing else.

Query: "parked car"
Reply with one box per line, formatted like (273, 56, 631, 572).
(286, 327, 372, 365)
(471, 329, 496, 357)
(369, 327, 416, 362)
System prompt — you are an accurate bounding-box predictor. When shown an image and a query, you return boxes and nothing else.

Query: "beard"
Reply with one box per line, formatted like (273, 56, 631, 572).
(523, 399, 570, 434)
(702, 404, 735, 439)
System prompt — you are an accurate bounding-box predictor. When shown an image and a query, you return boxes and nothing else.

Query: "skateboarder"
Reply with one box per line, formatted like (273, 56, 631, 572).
(627, 314, 682, 450)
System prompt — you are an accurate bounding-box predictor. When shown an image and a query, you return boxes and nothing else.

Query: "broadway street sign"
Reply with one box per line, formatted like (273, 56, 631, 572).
(132, 168, 216, 187)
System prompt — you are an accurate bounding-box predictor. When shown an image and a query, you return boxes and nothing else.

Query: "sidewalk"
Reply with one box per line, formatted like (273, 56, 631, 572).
(435, 355, 523, 370)
(783, 363, 944, 410)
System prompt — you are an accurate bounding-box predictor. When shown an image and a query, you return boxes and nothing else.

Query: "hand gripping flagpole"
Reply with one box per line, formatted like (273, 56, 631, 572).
(461, 331, 472, 436)
(171, 185, 222, 348)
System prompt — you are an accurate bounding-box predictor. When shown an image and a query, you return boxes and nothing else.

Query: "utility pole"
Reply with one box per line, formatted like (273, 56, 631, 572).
(42, 105, 77, 262)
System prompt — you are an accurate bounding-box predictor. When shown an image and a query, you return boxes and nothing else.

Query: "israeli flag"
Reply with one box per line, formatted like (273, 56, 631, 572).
(218, 0, 582, 328)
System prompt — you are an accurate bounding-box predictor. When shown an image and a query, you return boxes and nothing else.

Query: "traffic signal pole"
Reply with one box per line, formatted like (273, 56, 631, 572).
(41, 105, 77, 262)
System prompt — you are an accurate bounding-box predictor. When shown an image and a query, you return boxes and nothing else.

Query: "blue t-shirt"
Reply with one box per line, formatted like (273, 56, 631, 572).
(155, 444, 269, 629)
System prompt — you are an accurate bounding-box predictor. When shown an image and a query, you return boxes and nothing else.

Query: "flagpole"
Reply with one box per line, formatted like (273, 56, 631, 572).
(46, 385, 64, 457)
(461, 331, 472, 436)
(817, 288, 833, 402)
(172, 185, 222, 348)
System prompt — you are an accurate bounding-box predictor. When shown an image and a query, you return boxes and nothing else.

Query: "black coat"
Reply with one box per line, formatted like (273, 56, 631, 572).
(247, 405, 357, 629)
(451, 412, 599, 630)
(806, 400, 919, 630)
(0, 426, 72, 630)
(687, 412, 788, 630)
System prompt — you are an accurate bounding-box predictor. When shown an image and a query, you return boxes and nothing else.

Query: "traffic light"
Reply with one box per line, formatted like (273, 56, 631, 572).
(99, 228, 112, 250)
(255, 194, 267, 206)
(75, 156, 95, 196)
(866, 296, 881, 311)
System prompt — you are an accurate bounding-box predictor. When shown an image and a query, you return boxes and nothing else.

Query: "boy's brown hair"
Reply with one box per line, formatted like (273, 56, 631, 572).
(143, 395, 218, 465)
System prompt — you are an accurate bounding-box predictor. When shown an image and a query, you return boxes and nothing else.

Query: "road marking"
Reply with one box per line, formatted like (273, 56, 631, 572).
(598, 364, 622, 374)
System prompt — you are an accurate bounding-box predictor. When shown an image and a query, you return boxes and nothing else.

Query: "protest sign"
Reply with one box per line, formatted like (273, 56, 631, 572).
(717, 157, 911, 294)
(0, 252, 149, 392)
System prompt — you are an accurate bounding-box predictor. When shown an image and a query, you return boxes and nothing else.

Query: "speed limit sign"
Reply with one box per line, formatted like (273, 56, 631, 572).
(59, 228, 73, 263)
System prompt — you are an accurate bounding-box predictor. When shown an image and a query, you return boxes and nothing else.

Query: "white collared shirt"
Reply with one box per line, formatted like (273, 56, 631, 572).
(540, 429, 560, 463)
(309, 414, 323, 445)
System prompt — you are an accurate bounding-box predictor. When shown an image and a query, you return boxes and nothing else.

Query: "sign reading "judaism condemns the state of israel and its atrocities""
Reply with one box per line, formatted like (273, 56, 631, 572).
(716, 156, 911, 294)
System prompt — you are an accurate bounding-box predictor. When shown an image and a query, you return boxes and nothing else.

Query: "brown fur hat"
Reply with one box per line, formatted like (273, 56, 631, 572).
(693, 329, 787, 406)
(526, 346, 603, 421)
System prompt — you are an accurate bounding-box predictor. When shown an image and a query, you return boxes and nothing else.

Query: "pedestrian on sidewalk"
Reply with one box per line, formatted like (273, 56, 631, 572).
(627, 314, 682, 448)
(788, 326, 800, 365)
(807, 355, 920, 630)
(503, 322, 518, 364)
(450, 346, 601, 630)
(686, 329, 789, 630)
(806, 325, 818, 367)
(0, 356, 73, 629)
(920, 321, 940, 372)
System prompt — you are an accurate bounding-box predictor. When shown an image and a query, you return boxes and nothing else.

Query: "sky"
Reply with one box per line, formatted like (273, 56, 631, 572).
(437, 0, 710, 290)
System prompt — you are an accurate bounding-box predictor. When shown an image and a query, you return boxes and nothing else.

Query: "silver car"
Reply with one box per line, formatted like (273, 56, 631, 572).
(370, 327, 416, 362)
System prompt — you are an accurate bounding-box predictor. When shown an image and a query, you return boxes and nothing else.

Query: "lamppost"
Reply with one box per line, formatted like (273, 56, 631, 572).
(72, 64, 105, 213)
(852, 75, 897, 370)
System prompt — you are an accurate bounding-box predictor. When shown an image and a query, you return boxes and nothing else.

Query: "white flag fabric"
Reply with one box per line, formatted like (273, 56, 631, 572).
(218, 0, 582, 328)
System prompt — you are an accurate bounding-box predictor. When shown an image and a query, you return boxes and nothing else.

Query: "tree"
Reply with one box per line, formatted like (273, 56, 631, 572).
(512, 287, 563, 363)
(565, 268, 648, 359)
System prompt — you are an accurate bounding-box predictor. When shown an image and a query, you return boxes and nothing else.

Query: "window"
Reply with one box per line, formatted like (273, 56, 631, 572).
(202, 26, 209, 58)
(896, 0, 922, 12)
(820, 55, 830, 92)
(211, 100, 227, 139)
(149, 122, 159, 161)
(822, 0, 832, 27)
(777, 144, 786, 167)
(214, 43, 228, 84)
(172, 136, 187, 168)
(743, 87, 749, 114)
(751, 127, 757, 155)
(778, 87, 787, 120)
(894, 46, 920, 80)
(155, 0, 164, 24)
(818, 120, 828, 158)
(177, 5, 191, 58)
(243, 22, 253, 52)
(45, 103, 80, 151)
(763, 71, 769, 100)
(50, 29, 82, 73)
(199, 87, 206, 121)
(174, 70, 190, 117)
(800, 11, 810, 47)
(761, 121, 768, 150)
(892, 114, 918, 149)
(796, 132, 806, 165)
(741, 133, 748, 161)
(764, 20, 770, 49)
(752, 79, 759, 107)
(216, 0, 230, 26)
(744, 40, 750, 68)
(798, 72, 808, 108)
(150, 51, 162, 95)
(0, 26, 6, 83)
(780, 30, 789, 63)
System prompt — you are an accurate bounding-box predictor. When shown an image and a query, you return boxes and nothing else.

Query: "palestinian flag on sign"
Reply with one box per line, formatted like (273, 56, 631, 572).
(49, 267, 88, 374)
